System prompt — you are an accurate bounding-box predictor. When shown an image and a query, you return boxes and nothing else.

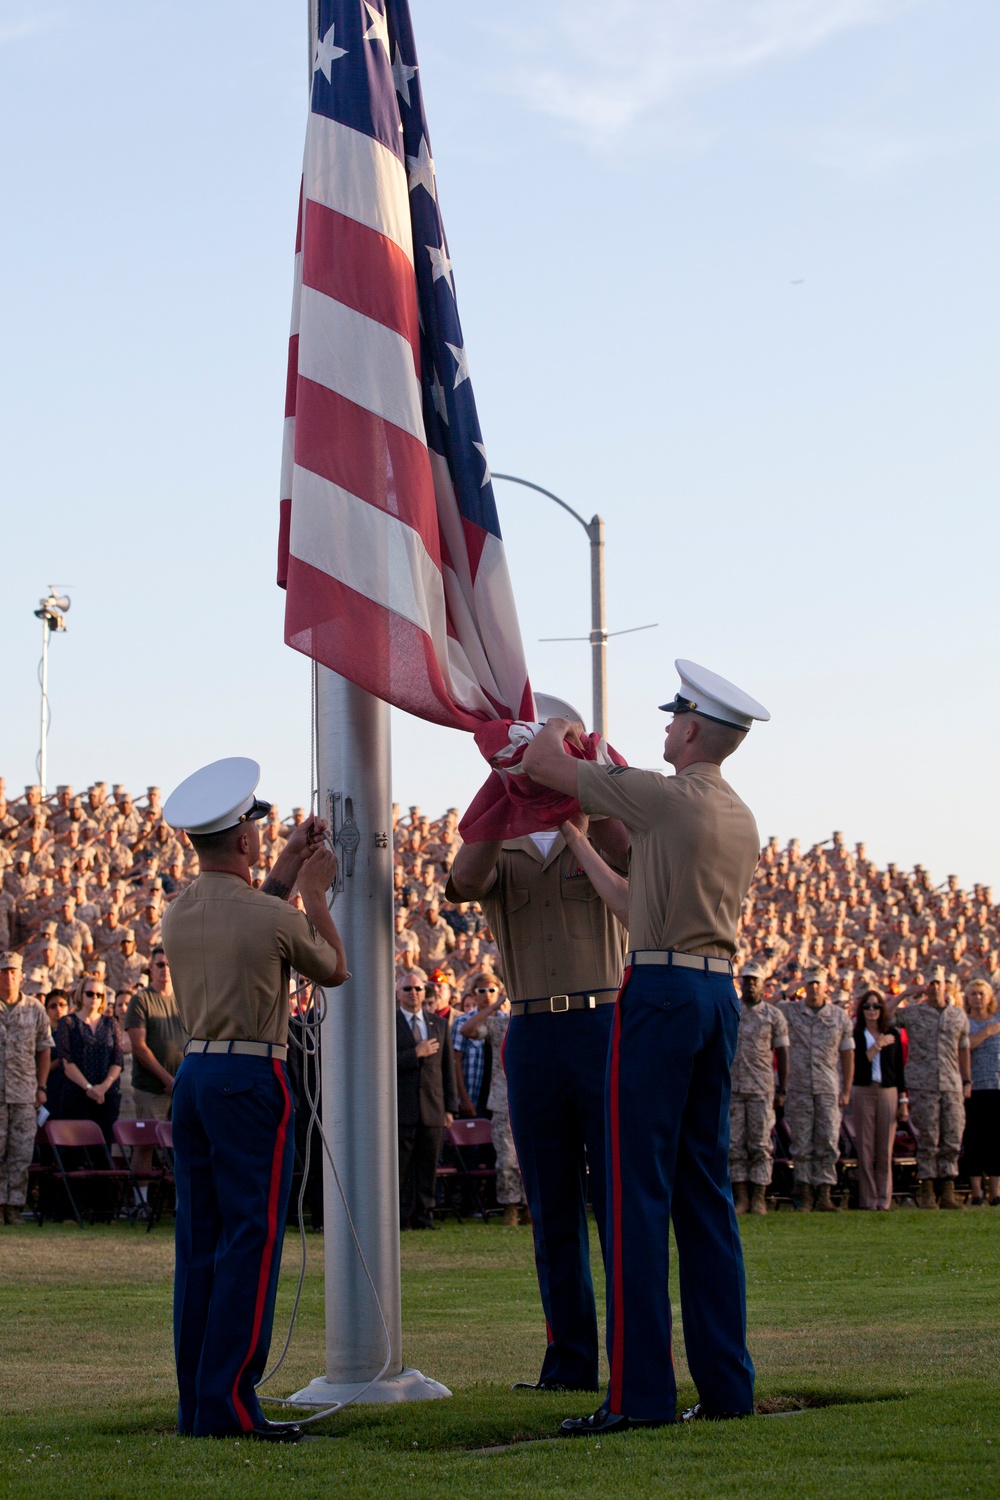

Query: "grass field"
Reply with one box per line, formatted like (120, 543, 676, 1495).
(2, 1211, 999, 1498)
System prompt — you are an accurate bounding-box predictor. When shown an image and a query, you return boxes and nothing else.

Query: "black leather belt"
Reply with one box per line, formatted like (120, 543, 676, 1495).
(509, 988, 619, 1018)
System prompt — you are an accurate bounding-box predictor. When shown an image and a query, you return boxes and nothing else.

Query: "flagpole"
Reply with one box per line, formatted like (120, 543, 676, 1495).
(287, 667, 450, 1408)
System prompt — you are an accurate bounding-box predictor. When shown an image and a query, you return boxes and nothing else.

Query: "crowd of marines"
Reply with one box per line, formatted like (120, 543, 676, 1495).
(1, 780, 993, 1226)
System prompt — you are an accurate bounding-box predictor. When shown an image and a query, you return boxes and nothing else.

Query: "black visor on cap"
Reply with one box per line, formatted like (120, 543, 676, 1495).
(658, 694, 744, 730)
(240, 797, 272, 823)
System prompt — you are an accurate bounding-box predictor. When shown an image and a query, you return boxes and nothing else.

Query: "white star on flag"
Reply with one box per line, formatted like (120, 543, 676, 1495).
(473, 442, 491, 488)
(426, 243, 454, 294)
(406, 136, 436, 200)
(314, 23, 347, 82)
(446, 341, 470, 388)
(430, 371, 449, 423)
(363, 2, 391, 61)
(392, 45, 417, 106)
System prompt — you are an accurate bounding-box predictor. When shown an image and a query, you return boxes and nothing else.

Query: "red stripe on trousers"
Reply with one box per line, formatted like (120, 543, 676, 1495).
(282, 555, 490, 732)
(608, 967, 631, 1414)
(291, 377, 442, 567)
(231, 1061, 292, 1432)
(302, 198, 420, 357)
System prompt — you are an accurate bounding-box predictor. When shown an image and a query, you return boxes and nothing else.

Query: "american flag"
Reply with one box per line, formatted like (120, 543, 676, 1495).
(278, 0, 533, 730)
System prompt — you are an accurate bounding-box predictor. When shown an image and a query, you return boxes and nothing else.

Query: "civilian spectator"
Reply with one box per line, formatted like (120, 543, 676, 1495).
(459, 974, 526, 1227)
(964, 979, 1000, 1206)
(851, 989, 908, 1211)
(395, 966, 457, 1230)
(54, 975, 123, 1142)
(124, 950, 186, 1124)
(451, 976, 497, 1118)
(43, 990, 70, 1118)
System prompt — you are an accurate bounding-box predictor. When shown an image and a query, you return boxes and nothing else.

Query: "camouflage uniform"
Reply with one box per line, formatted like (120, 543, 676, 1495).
(901, 1002, 969, 1179)
(778, 1000, 854, 1186)
(1, 998, 53, 1207)
(730, 1000, 788, 1185)
(470, 1010, 524, 1206)
(105, 947, 149, 996)
(55, 916, 94, 960)
(408, 916, 455, 971)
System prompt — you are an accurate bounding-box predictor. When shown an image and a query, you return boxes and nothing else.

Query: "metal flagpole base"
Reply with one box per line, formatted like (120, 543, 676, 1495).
(287, 1369, 452, 1407)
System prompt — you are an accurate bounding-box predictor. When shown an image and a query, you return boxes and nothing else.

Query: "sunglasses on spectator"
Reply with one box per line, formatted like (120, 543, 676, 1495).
(153, 961, 169, 968)
(84, 990, 105, 999)
(475, 986, 499, 993)
(862, 1001, 881, 1009)
(402, 984, 425, 992)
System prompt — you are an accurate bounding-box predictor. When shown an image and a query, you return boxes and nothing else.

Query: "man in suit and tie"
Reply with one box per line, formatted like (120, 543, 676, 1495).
(396, 965, 458, 1229)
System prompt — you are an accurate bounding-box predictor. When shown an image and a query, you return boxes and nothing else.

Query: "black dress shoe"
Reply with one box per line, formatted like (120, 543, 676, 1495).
(680, 1402, 751, 1423)
(560, 1407, 667, 1437)
(513, 1379, 598, 1392)
(411, 1217, 440, 1230)
(249, 1422, 304, 1444)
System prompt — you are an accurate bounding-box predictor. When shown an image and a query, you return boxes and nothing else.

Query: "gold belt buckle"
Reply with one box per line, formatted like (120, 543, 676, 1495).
(549, 994, 570, 1013)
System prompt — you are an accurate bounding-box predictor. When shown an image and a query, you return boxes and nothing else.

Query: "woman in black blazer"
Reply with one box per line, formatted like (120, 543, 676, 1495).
(852, 989, 908, 1210)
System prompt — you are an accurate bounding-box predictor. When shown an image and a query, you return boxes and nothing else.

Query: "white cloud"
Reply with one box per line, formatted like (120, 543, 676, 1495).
(487, 0, 927, 138)
(0, 11, 59, 46)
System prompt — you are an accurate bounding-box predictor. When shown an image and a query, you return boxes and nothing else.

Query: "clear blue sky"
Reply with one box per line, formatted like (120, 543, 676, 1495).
(1, 1, 998, 885)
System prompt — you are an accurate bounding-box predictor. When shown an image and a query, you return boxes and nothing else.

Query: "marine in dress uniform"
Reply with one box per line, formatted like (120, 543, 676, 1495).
(161, 759, 347, 1443)
(729, 962, 789, 1215)
(902, 966, 971, 1208)
(0, 950, 52, 1224)
(448, 694, 629, 1394)
(521, 662, 769, 1435)
(777, 969, 855, 1211)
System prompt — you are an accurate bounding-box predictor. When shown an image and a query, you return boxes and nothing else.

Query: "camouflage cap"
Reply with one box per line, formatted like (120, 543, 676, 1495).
(0, 950, 23, 970)
(122, 928, 136, 942)
(741, 962, 766, 979)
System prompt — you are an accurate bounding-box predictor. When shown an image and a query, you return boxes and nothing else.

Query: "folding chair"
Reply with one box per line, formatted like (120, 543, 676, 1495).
(150, 1120, 175, 1228)
(27, 1127, 52, 1225)
(112, 1120, 165, 1228)
(837, 1107, 859, 1208)
(768, 1113, 795, 1209)
(44, 1120, 134, 1227)
(440, 1118, 499, 1222)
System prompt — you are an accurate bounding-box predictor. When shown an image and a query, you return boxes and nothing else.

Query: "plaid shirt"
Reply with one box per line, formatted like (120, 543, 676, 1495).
(451, 1016, 487, 1106)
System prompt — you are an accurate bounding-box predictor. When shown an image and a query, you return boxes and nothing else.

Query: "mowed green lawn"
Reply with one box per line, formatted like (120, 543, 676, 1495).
(1, 1210, 998, 1499)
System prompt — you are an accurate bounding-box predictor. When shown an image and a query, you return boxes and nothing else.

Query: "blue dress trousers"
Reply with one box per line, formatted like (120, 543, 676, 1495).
(604, 963, 755, 1421)
(171, 1053, 295, 1437)
(504, 1005, 614, 1390)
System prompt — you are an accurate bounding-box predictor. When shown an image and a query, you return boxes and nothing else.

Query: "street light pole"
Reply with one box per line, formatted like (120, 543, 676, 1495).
(33, 590, 71, 795)
(492, 474, 608, 738)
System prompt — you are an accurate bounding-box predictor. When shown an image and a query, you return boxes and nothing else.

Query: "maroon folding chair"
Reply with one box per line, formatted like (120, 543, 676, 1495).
(150, 1120, 176, 1228)
(44, 1119, 134, 1227)
(113, 1120, 165, 1227)
(440, 1117, 499, 1222)
(27, 1127, 52, 1225)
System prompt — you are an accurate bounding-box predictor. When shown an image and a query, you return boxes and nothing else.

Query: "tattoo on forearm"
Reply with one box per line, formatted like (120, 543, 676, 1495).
(261, 876, 292, 900)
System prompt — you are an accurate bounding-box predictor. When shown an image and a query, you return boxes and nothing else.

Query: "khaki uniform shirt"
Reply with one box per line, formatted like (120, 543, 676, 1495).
(0, 998, 53, 1104)
(777, 1001, 854, 1095)
(577, 761, 759, 958)
(731, 1000, 789, 1095)
(901, 1003, 969, 1094)
(162, 871, 342, 1046)
(448, 834, 627, 1002)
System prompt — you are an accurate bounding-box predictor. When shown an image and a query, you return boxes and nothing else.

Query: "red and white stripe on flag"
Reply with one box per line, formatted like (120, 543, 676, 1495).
(277, 44, 532, 732)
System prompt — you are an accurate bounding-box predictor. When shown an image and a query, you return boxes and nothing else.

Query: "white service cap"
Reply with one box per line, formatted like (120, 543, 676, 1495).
(533, 692, 586, 727)
(162, 757, 271, 836)
(660, 660, 770, 731)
